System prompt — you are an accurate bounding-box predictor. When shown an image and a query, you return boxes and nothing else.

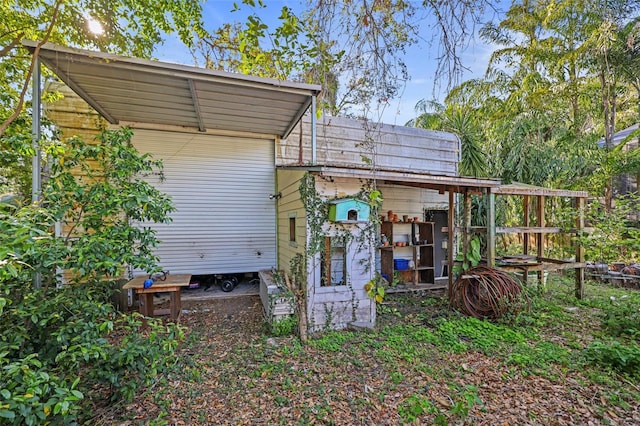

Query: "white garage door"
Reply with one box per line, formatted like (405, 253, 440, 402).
(132, 129, 277, 275)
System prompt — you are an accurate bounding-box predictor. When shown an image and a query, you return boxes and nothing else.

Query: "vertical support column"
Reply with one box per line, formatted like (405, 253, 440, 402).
(32, 57, 42, 203)
(170, 288, 182, 321)
(575, 197, 585, 299)
(536, 195, 545, 255)
(536, 195, 546, 287)
(447, 188, 455, 290)
(311, 95, 317, 164)
(324, 236, 331, 287)
(487, 190, 496, 266)
(523, 194, 530, 256)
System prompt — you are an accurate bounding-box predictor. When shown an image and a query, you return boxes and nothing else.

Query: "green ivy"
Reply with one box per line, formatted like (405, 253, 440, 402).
(298, 173, 328, 256)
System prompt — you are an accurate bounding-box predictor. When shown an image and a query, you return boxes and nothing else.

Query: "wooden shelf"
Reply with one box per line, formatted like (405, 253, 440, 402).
(379, 221, 435, 285)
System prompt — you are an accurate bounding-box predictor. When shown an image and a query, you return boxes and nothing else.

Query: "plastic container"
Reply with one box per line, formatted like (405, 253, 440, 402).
(394, 259, 410, 271)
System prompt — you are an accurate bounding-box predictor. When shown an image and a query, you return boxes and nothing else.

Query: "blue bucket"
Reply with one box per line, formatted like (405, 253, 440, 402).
(394, 259, 409, 271)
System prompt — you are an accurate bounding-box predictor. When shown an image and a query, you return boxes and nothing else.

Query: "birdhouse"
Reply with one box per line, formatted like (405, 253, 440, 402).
(328, 198, 371, 222)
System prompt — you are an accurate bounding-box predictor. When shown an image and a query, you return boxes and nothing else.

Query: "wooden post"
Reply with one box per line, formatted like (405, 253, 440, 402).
(324, 237, 331, 286)
(575, 197, 585, 299)
(523, 194, 530, 256)
(487, 190, 496, 266)
(448, 188, 455, 291)
(536, 195, 546, 288)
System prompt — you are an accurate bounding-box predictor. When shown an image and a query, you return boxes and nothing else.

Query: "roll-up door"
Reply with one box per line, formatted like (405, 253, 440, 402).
(132, 129, 276, 275)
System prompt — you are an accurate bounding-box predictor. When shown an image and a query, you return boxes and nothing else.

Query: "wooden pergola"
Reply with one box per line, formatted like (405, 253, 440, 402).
(453, 182, 588, 299)
(302, 167, 588, 298)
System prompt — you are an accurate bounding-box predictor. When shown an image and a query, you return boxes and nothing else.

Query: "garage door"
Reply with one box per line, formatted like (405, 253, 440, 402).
(132, 129, 277, 275)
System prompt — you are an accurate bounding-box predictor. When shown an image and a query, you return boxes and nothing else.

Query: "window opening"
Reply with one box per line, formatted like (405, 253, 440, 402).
(289, 217, 296, 242)
(320, 236, 346, 286)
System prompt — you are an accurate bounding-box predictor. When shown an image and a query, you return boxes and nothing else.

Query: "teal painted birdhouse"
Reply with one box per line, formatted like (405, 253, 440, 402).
(328, 198, 371, 222)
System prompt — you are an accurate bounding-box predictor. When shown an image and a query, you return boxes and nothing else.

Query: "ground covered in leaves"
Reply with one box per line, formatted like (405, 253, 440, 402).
(94, 278, 639, 425)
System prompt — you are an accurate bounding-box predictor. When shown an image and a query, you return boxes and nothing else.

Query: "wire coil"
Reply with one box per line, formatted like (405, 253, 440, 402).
(448, 266, 528, 319)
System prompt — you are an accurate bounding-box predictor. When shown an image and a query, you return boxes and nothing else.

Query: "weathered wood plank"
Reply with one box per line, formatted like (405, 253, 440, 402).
(278, 115, 460, 175)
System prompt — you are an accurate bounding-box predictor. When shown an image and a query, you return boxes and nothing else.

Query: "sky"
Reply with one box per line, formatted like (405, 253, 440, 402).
(153, 1, 502, 126)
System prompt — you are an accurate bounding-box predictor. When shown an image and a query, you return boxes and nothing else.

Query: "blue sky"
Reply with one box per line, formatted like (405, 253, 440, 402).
(153, 1, 501, 126)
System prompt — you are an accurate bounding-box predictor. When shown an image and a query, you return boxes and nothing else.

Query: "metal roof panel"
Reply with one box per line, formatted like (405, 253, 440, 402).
(24, 41, 321, 138)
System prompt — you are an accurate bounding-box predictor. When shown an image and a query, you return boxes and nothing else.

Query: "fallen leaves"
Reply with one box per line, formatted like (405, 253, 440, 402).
(93, 295, 639, 426)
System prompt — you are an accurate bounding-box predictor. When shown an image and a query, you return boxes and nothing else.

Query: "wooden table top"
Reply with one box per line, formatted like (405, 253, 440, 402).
(123, 273, 192, 290)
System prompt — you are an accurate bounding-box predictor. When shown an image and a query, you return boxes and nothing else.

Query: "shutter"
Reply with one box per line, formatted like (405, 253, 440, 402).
(132, 129, 276, 275)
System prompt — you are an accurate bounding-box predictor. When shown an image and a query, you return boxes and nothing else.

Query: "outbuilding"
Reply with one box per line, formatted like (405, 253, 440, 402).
(28, 41, 588, 334)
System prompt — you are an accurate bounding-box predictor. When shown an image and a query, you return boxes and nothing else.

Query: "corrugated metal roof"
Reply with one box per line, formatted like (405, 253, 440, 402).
(286, 166, 588, 197)
(285, 165, 502, 193)
(597, 124, 639, 148)
(23, 41, 321, 138)
(493, 182, 588, 198)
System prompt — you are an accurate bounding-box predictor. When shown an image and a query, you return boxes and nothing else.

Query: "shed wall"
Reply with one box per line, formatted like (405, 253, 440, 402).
(379, 183, 449, 218)
(308, 176, 376, 331)
(278, 115, 460, 176)
(276, 170, 307, 271)
(46, 82, 280, 278)
(45, 81, 106, 141)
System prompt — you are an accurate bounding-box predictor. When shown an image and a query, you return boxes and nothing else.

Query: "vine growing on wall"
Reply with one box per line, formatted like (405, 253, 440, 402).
(299, 173, 329, 256)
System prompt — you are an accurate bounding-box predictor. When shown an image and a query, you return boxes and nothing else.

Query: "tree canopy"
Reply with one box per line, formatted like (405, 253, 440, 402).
(408, 0, 640, 201)
(1, 0, 207, 197)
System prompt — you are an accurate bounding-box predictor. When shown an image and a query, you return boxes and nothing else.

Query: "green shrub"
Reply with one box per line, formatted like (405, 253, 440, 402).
(0, 355, 83, 425)
(398, 394, 444, 424)
(601, 295, 640, 338)
(0, 281, 184, 424)
(270, 315, 297, 336)
(0, 128, 181, 424)
(433, 316, 526, 354)
(583, 340, 640, 377)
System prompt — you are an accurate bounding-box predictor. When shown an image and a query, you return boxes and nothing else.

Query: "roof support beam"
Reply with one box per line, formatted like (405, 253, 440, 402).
(42, 60, 118, 124)
(31, 57, 42, 288)
(283, 96, 313, 140)
(523, 194, 530, 257)
(447, 188, 455, 291)
(32, 57, 41, 204)
(188, 79, 206, 132)
(311, 95, 317, 164)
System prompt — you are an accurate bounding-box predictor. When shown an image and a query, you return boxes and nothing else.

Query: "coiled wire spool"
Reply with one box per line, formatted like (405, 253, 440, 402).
(448, 265, 528, 319)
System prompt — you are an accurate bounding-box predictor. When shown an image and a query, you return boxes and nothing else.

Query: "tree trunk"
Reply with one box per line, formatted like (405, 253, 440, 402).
(285, 258, 308, 343)
(600, 69, 617, 211)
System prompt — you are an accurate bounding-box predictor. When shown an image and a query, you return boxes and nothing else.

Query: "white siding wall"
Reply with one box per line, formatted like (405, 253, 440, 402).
(307, 177, 376, 331)
(379, 183, 449, 217)
(132, 129, 277, 275)
(278, 115, 460, 176)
